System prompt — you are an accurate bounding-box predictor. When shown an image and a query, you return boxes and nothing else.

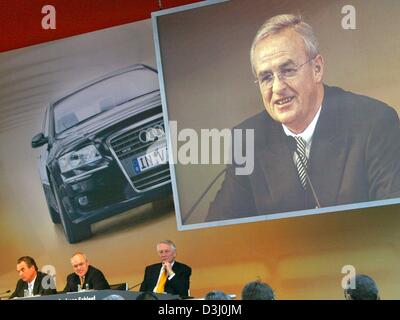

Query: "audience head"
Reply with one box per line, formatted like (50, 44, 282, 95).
(136, 291, 159, 300)
(241, 280, 275, 300)
(204, 290, 231, 300)
(344, 274, 380, 300)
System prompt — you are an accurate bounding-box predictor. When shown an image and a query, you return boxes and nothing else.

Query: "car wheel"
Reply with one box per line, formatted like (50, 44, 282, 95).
(50, 176, 92, 243)
(48, 206, 61, 224)
(43, 184, 61, 224)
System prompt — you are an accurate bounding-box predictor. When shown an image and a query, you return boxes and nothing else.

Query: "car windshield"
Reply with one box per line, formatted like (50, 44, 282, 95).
(52, 67, 159, 134)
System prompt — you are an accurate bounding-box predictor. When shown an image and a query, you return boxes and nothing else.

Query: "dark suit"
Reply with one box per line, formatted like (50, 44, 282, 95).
(207, 85, 400, 221)
(140, 261, 191, 297)
(9, 271, 57, 299)
(63, 265, 110, 292)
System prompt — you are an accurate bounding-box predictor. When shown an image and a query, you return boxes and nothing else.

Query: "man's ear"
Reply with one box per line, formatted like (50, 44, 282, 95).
(313, 54, 324, 82)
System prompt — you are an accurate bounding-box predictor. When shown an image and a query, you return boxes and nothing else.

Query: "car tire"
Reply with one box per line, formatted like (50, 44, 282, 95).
(48, 206, 61, 224)
(43, 184, 61, 224)
(50, 176, 92, 243)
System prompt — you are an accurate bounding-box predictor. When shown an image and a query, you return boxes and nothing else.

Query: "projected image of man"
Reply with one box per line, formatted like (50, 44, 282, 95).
(207, 14, 400, 221)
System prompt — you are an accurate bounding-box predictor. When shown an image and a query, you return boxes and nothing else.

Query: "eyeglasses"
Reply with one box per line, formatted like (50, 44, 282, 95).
(254, 56, 316, 88)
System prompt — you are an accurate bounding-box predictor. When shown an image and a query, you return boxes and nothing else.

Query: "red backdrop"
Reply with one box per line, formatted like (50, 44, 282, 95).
(0, 0, 201, 52)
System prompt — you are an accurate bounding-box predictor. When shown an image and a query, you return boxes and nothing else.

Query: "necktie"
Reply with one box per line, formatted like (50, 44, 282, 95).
(294, 136, 308, 189)
(28, 282, 33, 295)
(80, 276, 84, 286)
(154, 268, 168, 293)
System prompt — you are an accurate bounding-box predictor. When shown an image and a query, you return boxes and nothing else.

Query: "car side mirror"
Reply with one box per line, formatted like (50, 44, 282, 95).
(31, 132, 48, 148)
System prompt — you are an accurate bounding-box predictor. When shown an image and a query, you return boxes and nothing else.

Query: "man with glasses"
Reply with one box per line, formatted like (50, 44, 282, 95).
(63, 252, 110, 292)
(207, 14, 400, 221)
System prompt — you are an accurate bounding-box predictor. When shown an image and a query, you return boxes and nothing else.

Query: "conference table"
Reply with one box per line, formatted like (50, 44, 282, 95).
(10, 289, 180, 300)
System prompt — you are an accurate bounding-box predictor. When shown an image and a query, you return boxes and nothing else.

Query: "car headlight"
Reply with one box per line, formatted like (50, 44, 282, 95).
(58, 145, 102, 173)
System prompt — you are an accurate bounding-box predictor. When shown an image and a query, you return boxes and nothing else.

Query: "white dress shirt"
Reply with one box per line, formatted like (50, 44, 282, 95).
(282, 105, 322, 162)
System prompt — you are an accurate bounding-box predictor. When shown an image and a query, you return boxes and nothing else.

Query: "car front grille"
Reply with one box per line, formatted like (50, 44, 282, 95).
(108, 113, 171, 192)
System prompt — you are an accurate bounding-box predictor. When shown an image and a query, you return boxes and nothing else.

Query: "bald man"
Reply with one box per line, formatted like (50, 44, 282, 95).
(63, 253, 110, 292)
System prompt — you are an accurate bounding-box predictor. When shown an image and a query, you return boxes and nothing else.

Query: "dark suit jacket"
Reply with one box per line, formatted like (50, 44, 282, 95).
(9, 271, 57, 299)
(207, 85, 400, 221)
(63, 265, 110, 292)
(140, 261, 191, 297)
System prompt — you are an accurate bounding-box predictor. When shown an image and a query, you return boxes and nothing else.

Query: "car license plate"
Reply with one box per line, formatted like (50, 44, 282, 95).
(132, 145, 167, 174)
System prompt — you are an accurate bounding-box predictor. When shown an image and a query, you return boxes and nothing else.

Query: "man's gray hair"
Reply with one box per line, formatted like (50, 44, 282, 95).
(70, 252, 88, 262)
(250, 14, 319, 74)
(157, 240, 176, 251)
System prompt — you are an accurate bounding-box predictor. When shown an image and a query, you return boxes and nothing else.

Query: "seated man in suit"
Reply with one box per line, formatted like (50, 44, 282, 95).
(63, 252, 110, 292)
(140, 240, 191, 298)
(9, 256, 57, 298)
(207, 13, 400, 221)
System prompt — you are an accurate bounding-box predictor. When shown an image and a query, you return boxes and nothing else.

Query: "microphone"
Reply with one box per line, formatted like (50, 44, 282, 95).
(287, 136, 321, 208)
(128, 282, 143, 291)
(182, 167, 227, 224)
(0, 290, 11, 299)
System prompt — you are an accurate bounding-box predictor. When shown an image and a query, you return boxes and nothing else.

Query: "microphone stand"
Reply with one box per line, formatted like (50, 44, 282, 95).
(0, 290, 11, 300)
(128, 282, 143, 291)
(182, 168, 227, 224)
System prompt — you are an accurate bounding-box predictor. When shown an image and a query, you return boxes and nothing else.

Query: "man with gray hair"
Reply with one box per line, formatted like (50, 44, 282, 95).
(140, 240, 191, 298)
(207, 14, 400, 221)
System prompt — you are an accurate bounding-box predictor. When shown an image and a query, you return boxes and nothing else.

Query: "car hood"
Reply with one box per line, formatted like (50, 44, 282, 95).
(54, 91, 161, 147)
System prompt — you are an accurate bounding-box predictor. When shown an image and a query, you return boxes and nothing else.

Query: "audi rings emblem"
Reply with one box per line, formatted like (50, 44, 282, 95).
(139, 124, 165, 143)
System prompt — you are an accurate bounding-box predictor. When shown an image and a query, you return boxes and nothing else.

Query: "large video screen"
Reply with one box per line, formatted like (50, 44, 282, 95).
(152, 0, 400, 229)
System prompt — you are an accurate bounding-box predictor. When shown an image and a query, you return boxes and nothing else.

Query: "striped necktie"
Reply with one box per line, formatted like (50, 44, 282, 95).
(294, 136, 308, 189)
